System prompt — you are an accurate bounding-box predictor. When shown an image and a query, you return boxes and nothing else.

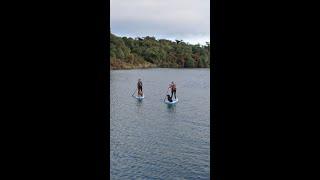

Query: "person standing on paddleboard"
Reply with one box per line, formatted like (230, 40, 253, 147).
(168, 81, 177, 99)
(137, 79, 143, 97)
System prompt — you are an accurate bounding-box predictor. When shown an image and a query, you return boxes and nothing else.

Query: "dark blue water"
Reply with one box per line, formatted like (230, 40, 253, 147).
(110, 68, 210, 179)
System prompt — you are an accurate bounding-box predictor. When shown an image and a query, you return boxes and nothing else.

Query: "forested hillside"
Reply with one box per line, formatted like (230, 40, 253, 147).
(110, 32, 210, 69)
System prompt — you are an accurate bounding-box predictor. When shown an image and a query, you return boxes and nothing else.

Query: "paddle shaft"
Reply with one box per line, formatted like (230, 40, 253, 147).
(163, 90, 169, 101)
(131, 88, 137, 96)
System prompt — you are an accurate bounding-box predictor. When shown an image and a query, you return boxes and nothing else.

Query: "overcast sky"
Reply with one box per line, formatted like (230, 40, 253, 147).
(110, 0, 210, 45)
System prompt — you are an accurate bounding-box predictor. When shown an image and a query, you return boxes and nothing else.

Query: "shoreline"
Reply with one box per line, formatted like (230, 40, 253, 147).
(110, 64, 157, 70)
(110, 60, 210, 70)
(110, 66, 210, 70)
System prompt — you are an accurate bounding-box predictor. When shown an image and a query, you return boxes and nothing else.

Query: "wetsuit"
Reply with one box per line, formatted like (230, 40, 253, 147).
(137, 81, 143, 95)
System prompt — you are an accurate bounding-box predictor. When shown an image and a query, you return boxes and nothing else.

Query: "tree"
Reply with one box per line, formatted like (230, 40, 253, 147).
(185, 56, 194, 68)
(110, 32, 210, 68)
(116, 48, 125, 59)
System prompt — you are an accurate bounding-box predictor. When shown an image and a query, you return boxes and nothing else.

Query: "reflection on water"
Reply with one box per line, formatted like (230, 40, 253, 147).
(135, 99, 143, 106)
(134, 98, 143, 113)
(166, 104, 177, 113)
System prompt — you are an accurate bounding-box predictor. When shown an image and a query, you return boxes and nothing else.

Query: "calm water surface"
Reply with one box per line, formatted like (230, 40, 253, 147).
(110, 68, 210, 179)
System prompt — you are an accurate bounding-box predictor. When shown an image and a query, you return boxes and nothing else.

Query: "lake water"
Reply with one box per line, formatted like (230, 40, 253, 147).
(110, 68, 210, 179)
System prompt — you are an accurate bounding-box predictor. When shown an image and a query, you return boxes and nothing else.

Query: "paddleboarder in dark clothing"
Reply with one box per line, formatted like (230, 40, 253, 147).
(137, 79, 143, 97)
(168, 81, 176, 99)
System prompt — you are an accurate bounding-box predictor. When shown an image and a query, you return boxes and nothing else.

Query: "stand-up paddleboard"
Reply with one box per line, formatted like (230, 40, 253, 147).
(164, 98, 178, 104)
(133, 94, 144, 100)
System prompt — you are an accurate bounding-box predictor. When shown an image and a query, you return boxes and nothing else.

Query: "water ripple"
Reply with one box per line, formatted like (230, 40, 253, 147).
(111, 69, 210, 179)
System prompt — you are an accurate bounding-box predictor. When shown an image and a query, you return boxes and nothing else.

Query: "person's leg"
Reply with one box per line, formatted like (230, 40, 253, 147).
(174, 90, 176, 99)
(171, 90, 173, 98)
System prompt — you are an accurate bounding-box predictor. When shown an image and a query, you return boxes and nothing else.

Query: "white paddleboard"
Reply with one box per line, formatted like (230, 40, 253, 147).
(134, 94, 144, 100)
(164, 98, 178, 104)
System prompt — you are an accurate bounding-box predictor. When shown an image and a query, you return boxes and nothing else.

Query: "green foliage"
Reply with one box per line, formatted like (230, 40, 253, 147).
(110, 32, 210, 69)
(185, 56, 195, 68)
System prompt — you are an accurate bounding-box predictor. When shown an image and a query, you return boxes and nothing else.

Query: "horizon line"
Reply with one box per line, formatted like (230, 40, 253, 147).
(111, 32, 210, 46)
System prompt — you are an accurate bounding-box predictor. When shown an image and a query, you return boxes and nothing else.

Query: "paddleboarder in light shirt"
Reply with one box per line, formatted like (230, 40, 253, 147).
(168, 81, 176, 99)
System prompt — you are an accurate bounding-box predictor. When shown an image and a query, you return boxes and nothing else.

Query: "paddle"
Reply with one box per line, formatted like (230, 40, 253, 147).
(163, 90, 169, 102)
(131, 88, 137, 97)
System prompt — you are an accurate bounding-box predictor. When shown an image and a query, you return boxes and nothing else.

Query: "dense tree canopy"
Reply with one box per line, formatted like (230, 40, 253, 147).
(110, 32, 210, 69)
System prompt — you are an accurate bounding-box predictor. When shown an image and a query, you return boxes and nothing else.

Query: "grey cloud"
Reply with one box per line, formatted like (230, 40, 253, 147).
(111, 0, 210, 44)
